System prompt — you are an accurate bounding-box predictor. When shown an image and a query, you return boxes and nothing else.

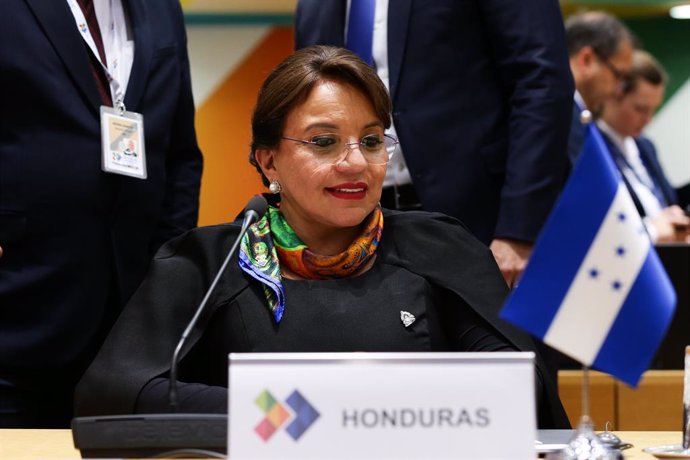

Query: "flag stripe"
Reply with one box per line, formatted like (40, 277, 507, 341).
(543, 184, 649, 364)
(500, 130, 619, 337)
(592, 249, 676, 386)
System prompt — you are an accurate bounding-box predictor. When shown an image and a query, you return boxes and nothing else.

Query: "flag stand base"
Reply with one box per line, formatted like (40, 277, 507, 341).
(546, 366, 618, 459)
(550, 417, 616, 459)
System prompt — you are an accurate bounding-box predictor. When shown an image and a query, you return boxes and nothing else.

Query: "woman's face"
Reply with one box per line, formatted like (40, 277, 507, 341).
(257, 79, 387, 245)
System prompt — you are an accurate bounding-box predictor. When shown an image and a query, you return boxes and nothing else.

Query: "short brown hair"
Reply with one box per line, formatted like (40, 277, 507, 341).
(622, 49, 667, 95)
(249, 45, 392, 186)
(565, 11, 634, 59)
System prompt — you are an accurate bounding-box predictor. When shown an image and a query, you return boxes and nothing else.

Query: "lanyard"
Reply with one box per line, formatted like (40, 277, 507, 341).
(606, 136, 668, 210)
(65, 0, 125, 113)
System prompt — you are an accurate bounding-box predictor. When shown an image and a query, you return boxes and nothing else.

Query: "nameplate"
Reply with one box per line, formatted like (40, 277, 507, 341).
(228, 352, 536, 459)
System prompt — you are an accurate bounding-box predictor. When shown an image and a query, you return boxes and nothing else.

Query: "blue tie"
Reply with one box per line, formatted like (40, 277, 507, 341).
(346, 0, 376, 66)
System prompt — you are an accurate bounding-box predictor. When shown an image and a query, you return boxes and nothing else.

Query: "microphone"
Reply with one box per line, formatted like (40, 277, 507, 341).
(72, 195, 269, 459)
(169, 194, 267, 411)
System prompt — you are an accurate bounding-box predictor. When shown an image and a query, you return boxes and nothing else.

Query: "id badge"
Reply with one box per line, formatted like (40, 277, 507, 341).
(100, 105, 147, 179)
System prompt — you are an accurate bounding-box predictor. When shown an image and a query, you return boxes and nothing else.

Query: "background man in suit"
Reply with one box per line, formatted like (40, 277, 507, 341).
(565, 11, 634, 164)
(294, 0, 574, 287)
(598, 50, 690, 242)
(0, 0, 202, 427)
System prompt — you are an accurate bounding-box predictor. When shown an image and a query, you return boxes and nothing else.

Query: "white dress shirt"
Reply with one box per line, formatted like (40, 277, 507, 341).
(598, 120, 665, 242)
(93, 0, 134, 99)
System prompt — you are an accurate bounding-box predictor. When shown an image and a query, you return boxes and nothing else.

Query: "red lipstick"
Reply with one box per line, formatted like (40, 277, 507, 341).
(326, 182, 368, 200)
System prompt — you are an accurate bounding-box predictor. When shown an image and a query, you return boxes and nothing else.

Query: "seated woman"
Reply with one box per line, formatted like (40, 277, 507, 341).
(74, 46, 568, 428)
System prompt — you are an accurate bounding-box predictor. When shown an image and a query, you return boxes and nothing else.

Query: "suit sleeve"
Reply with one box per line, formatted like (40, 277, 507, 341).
(73, 233, 206, 416)
(151, 0, 203, 251)
(478, 0, 574, 242)
(293, 0, 345, 49)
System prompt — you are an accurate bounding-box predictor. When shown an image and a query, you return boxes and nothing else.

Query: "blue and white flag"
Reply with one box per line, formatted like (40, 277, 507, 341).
(500, 122, 676, 387)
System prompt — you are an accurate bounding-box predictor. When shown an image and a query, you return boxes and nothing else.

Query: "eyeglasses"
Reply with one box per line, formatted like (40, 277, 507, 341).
(281, 133, 399, 165)
(595, 52, 628, 82)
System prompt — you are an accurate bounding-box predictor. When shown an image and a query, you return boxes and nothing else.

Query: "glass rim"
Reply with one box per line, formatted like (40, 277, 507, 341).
(281, 133, 398, 165)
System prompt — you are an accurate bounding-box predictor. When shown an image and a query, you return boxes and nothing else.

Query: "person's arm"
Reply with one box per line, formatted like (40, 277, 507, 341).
(136, 378, 227, 414)
(74, 224, 245, 417)
(645, 205, 690, 243)
(437, 288, 548, 424)
(439, 293, 517, 354)
(479, 0, 573, 277)
(489, 238, 532, 288)
(150, 1, 203, 252)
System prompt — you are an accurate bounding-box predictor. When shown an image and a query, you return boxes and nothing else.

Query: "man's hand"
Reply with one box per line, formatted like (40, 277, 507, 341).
(649, 205, 690, 243)
(489, 238, 533, 288)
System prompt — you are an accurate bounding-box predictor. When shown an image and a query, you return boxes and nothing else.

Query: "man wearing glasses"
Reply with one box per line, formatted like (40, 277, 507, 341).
(565, 11, 635, 164)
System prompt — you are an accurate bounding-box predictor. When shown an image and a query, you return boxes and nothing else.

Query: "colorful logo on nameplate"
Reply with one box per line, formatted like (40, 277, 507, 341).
(254, 389, 320, 442)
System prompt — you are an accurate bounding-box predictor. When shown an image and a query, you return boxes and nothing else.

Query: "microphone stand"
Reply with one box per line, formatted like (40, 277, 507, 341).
(72, 196, 267, 459)
(169, 210, 259, 412)
(553, 365, 616, 460)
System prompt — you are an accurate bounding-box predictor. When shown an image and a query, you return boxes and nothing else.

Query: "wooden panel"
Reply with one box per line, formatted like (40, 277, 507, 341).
(558, 370, 616, 430)
(617, 370, 684, 430)
(183, 0, 297, 13)
(196, 28, 294, 226)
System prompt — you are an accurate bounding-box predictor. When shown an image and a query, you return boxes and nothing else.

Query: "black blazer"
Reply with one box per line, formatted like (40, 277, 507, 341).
(75, 210, 570, 429)
(295, 0, 574, 244)
(0, 0, 202, 389)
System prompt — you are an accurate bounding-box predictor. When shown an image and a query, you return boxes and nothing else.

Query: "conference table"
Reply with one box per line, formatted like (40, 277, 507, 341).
(0, 429, 684, 459)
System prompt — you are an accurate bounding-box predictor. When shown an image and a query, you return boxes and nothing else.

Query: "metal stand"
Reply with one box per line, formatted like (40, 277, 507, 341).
(683, 346, 690, 451)
(547, 366, 616, 460)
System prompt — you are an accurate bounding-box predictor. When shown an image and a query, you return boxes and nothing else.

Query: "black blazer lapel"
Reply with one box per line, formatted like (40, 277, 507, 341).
(25, 0, 103, 113)
(387, 0, 412, 102)
(122, 0, 153, 111)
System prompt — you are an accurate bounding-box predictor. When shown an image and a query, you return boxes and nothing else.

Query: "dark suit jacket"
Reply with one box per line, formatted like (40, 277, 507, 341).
(0, 0, 202, 396)
(567, 102, 586, 166)
(600, 133, 678, 217)
(295, 0, 574, 244)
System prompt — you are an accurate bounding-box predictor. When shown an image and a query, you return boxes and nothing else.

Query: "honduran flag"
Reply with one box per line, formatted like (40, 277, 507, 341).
(500, 121, 676, 387)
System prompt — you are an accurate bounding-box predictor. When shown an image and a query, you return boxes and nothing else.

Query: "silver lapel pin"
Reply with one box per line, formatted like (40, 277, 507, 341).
(400, 310, 416, 328)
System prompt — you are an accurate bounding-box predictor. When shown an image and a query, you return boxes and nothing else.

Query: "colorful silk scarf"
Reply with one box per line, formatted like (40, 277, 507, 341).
(239, 203, 383, 323)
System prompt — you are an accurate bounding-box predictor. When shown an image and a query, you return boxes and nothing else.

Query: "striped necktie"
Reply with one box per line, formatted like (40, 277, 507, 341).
(346, 0, 375, 66)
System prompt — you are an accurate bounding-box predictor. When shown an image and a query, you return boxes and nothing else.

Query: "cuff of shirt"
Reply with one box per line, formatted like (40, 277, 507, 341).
(643, 216, 659, 243)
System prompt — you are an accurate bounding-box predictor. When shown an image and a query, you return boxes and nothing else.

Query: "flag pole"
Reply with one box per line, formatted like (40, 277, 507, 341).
(553, 364, 615, 459)
(581, 365, 591, 426)
(683, 345, 690, 450)
(500, 108, 677, 457)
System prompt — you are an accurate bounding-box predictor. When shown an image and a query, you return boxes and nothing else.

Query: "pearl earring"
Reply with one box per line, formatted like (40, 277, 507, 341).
(269, 180, 282, 194)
